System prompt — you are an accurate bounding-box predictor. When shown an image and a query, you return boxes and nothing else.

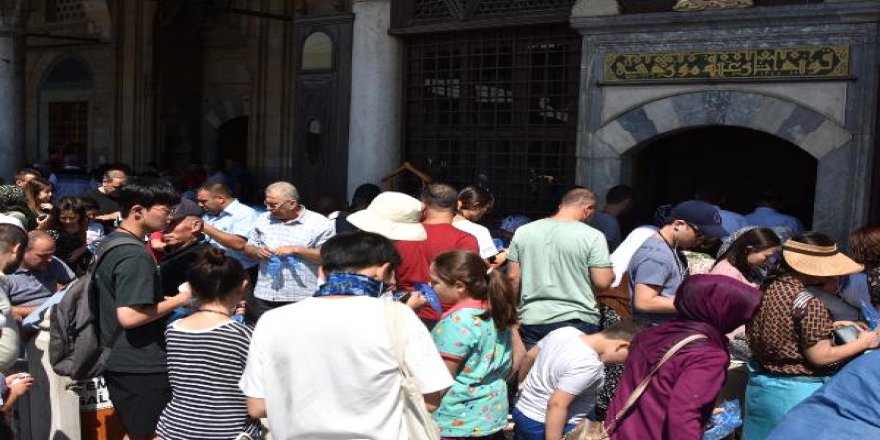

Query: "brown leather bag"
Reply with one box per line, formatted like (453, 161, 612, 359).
(596, 273, 631, 320)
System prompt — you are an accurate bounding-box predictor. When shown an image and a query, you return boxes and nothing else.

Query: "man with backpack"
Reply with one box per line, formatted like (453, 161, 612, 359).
(92, 178, 191, 440)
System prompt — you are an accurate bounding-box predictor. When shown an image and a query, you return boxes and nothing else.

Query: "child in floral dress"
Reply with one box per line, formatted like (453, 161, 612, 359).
(430, 250, 519, 440)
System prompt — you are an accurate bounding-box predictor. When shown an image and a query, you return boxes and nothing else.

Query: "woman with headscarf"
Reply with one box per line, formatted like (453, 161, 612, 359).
(605, 274, 762, 440)
(744, 232, 880, 439)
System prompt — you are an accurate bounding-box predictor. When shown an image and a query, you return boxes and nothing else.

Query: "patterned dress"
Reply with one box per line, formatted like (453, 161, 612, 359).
(432, 300, 512, 437)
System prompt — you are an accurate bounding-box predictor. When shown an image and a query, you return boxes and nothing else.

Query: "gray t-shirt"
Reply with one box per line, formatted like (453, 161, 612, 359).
(627, 235, 687, 325)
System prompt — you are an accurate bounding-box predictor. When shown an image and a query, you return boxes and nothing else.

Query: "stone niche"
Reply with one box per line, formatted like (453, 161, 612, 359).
(571, 1, 880, 242)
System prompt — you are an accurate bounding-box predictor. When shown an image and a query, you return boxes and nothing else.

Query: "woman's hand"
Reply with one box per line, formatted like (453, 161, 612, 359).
(35, 214, 51, 230)
(855, 328, 880, 351)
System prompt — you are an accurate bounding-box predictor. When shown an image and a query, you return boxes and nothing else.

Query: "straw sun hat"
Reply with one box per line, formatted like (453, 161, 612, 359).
(782, 239, 863, 277)
(346, 192, 427, 241)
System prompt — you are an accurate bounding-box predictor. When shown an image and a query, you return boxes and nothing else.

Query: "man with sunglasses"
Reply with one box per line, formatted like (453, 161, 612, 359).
(628, 200, 728, 325)
(242, 181, 335, 324)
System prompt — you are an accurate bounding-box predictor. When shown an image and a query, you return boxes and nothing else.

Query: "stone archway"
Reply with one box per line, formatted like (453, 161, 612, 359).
(595, 90, 850, 158)
(580, 90, 857, 241)
(202, 96, 251, 164)
(204, 96, 250, 130)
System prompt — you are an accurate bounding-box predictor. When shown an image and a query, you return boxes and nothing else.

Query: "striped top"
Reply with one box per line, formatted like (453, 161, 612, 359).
(156, 320, 262, 439)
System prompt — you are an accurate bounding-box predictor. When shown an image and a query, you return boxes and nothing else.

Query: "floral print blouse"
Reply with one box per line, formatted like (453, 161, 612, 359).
(431, 300, 512, 437)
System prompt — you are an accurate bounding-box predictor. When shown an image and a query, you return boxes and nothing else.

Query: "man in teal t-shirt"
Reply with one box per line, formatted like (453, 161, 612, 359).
(507, 187, 613, 349)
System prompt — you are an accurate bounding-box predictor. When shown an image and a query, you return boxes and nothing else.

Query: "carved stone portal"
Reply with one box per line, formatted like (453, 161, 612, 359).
(673, 0, 754, 12)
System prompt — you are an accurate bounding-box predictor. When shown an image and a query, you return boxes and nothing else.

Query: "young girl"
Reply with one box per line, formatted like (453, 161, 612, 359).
(430, 250, 518, 440)
(156, 248, 262, 439)
(49, 197, 92, 276)
(24, 177, 53, 230)
(711, 226, 782, 288)
(452, 186, 500, 262)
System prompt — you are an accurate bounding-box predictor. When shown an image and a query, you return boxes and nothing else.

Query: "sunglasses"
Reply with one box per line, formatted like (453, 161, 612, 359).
(685, 222, 703, 237)
(265, 199, 295, 209)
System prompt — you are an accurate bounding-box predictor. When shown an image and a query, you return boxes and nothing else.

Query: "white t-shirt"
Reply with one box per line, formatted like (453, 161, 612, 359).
(239, 296, 453, 440)
(515, 327, 605, 425)
(452, 219, 498, 258)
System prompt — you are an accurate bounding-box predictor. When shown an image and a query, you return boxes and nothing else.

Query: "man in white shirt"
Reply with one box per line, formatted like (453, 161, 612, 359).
(240, 232, 452, 439)
(242, 181, 335, 323)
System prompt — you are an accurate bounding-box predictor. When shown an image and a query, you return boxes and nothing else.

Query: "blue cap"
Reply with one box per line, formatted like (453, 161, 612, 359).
(670, 200, 727, 238)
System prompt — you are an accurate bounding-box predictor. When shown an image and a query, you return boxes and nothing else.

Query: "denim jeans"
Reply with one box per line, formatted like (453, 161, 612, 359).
(519, 320, 600, 350)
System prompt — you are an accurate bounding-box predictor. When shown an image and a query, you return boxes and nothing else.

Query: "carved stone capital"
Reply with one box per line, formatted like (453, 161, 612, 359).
(572, 0, 621, 17)
(673, 0, 753, 12)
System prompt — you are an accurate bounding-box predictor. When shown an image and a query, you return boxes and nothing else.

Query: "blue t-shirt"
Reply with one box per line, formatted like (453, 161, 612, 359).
(5, 256, 75, 306)
(627, 235, 687, 325)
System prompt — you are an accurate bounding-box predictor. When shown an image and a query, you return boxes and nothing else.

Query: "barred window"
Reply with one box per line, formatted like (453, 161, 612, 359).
(402, 25, 581, 219)
(412, 0, 574, 24)
(46, 0, 85, 23)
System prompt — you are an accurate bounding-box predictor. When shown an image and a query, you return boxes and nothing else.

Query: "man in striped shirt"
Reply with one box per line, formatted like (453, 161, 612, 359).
(242, 181, 335, 323)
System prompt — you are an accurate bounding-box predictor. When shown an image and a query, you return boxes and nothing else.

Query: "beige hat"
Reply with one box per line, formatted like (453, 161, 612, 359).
(347, 192, 427, 241)
(782, 239, 863, 277)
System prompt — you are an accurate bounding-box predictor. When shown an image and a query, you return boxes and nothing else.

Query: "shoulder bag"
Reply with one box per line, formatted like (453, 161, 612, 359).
(564, 333, 709, 440)
(385, 300, 442, 440)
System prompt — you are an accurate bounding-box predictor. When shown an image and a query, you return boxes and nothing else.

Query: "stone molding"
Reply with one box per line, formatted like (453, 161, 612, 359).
(204, 96, 251, 129)
(571, 1, 880, 34)
(594, 90, 851, 159)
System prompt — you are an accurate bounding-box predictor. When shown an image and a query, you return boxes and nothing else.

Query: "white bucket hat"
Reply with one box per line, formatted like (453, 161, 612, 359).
(347, 192, 427, 241)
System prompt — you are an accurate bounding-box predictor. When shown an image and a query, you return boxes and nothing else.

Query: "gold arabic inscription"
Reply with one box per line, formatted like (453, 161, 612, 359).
(604, 46, 849, 83)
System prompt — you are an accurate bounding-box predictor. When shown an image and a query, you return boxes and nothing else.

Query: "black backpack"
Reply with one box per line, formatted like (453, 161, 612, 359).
(49, 235, 146, 380)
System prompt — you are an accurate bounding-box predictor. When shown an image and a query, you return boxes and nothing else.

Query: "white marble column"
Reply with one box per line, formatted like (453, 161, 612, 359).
(347, 0, 401, 198)
(0, 0, 26, 181)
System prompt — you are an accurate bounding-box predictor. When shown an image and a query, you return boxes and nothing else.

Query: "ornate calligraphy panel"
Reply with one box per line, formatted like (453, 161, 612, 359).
(604, 46, 849, 82)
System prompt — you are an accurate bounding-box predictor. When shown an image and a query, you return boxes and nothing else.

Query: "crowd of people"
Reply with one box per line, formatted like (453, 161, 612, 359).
(0, 162, 876, 440)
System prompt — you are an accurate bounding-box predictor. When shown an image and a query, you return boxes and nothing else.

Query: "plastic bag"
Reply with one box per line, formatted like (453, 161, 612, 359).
(861, 299, 880, 331)
(703, 399, 742, 440)
(413, 282, 444, 313)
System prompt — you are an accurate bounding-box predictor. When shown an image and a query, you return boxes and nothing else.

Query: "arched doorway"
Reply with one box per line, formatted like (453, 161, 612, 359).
(625, 126, 817, 230)
(39, 55, 95, 163)
(217, 116, 249, 166)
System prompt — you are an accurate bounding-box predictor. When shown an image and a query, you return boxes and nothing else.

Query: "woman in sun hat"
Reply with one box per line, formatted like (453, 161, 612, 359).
(743, 231, 880, 440)
(346, 191, 427, 242)
(347, 191, 432, 310)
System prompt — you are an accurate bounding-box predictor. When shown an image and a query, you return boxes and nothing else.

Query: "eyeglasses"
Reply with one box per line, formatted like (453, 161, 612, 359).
(685, 222, 702, 238)
(264, 199, 294, 209)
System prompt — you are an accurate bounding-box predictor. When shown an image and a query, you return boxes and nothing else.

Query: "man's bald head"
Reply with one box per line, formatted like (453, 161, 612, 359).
(560, 187, 597, 207)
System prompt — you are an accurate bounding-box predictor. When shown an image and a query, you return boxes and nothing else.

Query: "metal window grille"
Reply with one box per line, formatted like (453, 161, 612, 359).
(49, 101, 89, 157)
(402, 25, 581, 220)
(474, 0, 575, 16)
(412, 0, 574, 24)
(46, 0, 85, 23)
